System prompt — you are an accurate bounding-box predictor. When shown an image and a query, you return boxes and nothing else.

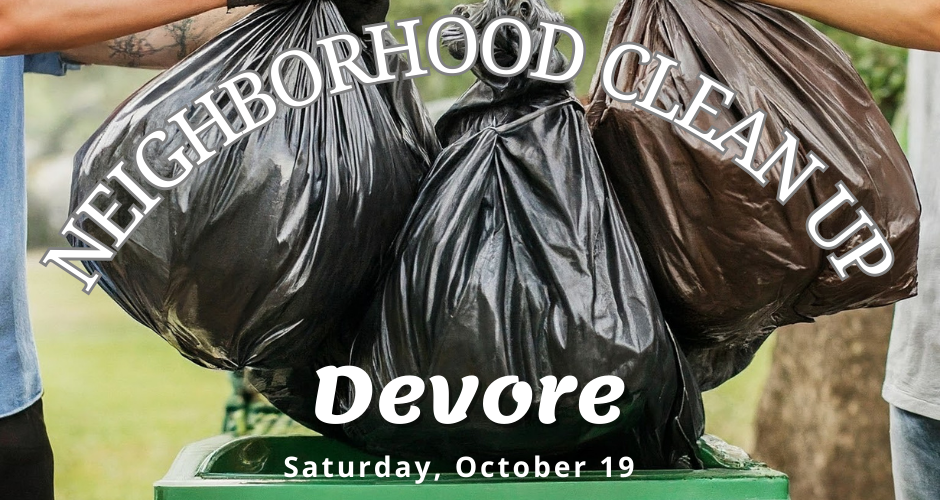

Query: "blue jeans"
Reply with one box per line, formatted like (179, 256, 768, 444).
(890, 405, 940, 500)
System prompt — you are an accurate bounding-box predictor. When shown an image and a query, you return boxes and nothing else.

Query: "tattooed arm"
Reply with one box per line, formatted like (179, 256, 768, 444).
(0, 0, 230, 55)
(62, 7, 255, 69)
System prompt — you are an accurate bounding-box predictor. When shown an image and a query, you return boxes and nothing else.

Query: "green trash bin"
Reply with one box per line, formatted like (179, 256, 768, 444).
(154, 434, 789, 500)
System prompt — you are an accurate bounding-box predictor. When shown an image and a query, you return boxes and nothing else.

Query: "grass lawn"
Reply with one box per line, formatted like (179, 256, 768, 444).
(28, 254, 229, 500)
(26, 251, 774, 499)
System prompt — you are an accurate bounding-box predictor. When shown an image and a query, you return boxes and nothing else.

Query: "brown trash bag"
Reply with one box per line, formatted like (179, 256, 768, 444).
(585, 0, 919, 390)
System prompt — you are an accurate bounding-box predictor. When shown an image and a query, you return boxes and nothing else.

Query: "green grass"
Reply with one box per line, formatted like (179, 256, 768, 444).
(702, 337, 776, 451)
(27, 252, 773, 499)
(28, 254, 229, 500)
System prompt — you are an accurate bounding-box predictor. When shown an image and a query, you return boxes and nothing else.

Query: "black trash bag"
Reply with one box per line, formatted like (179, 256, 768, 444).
(252, 0, 704, 468)
(586, 0, 920, 389)
(332, 0, 389, 34)
(69, 0, 439, 370)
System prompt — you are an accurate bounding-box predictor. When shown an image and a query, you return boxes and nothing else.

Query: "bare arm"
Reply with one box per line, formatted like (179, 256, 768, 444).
(62, 7, 255, 69)
(749, 0, 940, 51)
(0, 0, 229, 56)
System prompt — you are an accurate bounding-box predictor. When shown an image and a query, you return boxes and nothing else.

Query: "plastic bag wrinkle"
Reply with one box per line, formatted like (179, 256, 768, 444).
(586, 0, 919, 389)
(69, 0, 439, 371)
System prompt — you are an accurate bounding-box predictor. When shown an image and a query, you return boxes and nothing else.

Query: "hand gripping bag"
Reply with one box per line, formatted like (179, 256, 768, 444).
(67, 1, 439, 370)
(585, 0, 920, 389)
(252, 0, 705, 468)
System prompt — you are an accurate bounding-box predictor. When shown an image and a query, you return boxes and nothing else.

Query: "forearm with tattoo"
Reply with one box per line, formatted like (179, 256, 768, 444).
(63, 6, 254, 69)
(161, 19, 202, 61)
(104, 18, 209, 68)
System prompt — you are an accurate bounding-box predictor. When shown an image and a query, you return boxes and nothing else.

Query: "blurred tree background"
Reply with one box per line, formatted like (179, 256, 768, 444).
(21, 2, 907, 499)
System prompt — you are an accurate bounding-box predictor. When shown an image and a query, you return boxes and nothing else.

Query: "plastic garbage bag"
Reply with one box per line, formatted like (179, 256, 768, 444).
(252, 0, 704, 468)
(585, 0, 920, 389)
(68, 0, 439, 370)
(332, 0, 389, 34)
(347, 92, 703, 468)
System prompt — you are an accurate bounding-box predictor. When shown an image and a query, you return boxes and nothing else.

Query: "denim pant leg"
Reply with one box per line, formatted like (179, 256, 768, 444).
(890, 405, 940, 500)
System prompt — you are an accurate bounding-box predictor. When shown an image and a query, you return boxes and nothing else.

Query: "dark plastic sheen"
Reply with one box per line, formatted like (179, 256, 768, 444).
(251, 0, 705, 468)
(345, 87, 704, 468)
(586, 0, 920, 390)
(69, 1, 439, 371)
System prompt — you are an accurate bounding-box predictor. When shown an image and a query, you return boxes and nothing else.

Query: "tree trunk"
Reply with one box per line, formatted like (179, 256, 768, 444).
(753, 307, 894, 500)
